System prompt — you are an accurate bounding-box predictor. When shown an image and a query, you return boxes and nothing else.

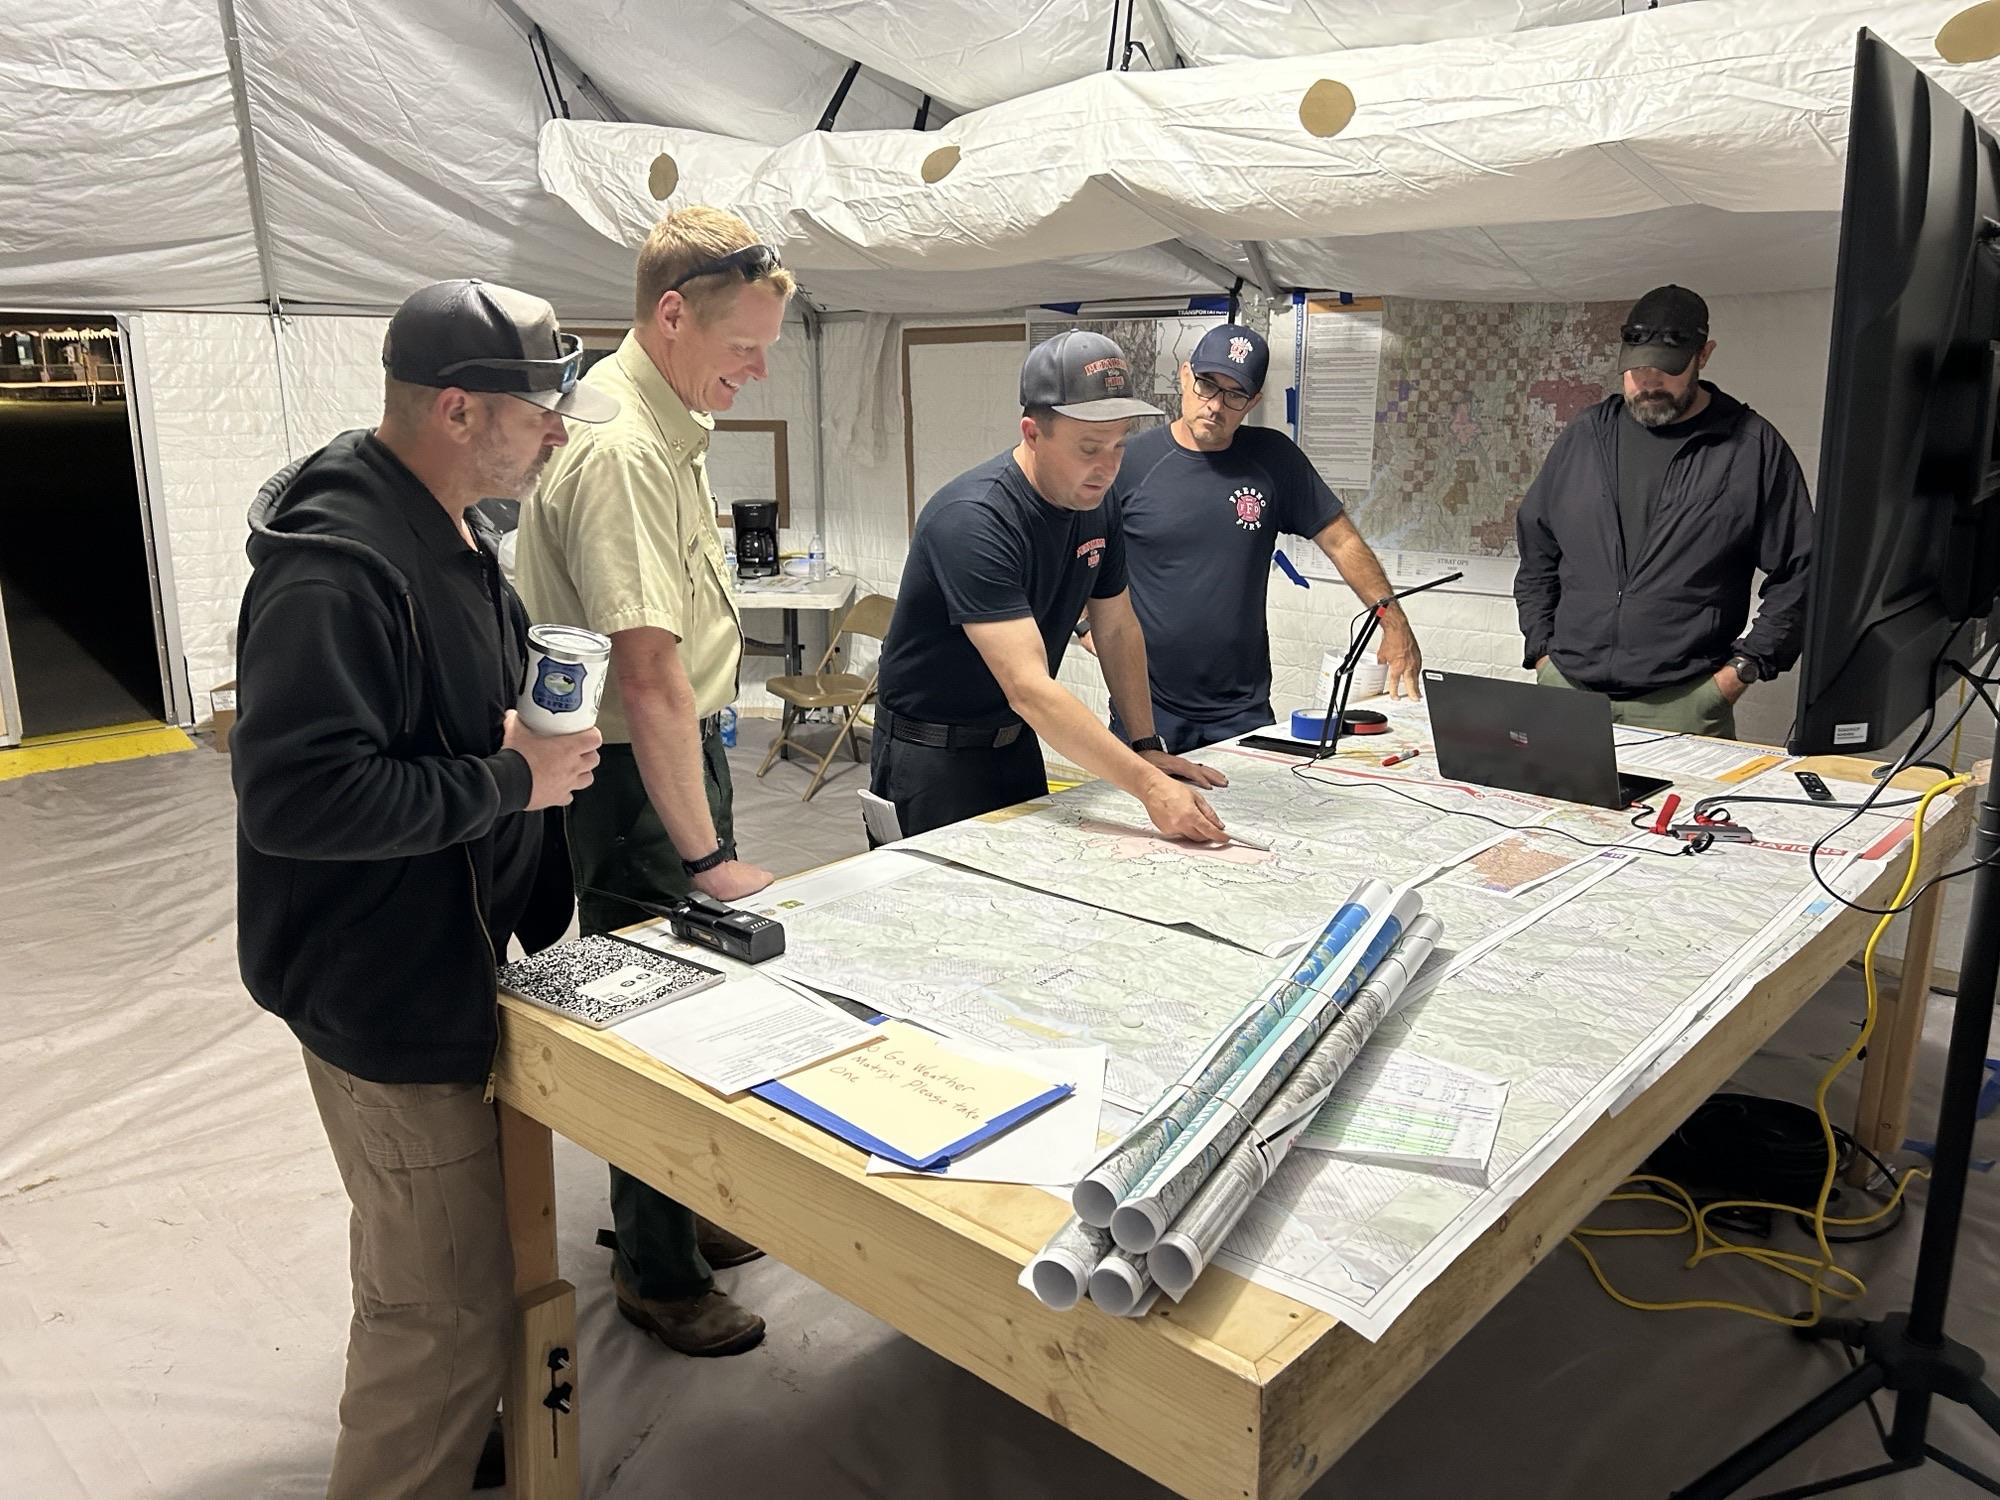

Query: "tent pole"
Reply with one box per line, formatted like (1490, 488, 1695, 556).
(804, 304, 828, 535)
(215, 0, 284, 314)
(1240, 241, 1283, 300)
(485, 0, 631, 122)
(818, 62, 863, 131)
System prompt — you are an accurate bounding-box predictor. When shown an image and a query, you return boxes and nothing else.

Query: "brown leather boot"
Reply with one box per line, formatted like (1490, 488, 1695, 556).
(696, 1216, 765, 1269)
(612, 1274, 766, 1357)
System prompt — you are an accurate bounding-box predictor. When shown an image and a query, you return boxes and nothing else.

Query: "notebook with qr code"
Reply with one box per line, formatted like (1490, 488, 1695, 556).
(497, 935, 725, 1029)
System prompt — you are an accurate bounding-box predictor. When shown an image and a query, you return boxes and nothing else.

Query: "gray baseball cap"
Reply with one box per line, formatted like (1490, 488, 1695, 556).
(383, 279, 619, 423)
(1019, 330, 1164, 422)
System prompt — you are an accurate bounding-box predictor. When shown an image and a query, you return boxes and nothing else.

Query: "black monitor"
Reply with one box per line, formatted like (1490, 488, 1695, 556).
(1791, 31, 2000, 756)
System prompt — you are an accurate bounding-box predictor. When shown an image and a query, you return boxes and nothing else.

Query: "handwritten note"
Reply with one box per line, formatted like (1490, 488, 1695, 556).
(776, 1020, 1069, 1164)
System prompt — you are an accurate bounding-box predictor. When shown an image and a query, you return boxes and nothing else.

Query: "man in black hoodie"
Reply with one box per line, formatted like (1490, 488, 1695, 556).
(232, 280, 611, 1500)
(1514, 285, 1813, 738)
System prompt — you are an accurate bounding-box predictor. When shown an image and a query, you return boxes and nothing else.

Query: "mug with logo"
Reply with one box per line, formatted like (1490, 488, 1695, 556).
(517, 624, 611, 735)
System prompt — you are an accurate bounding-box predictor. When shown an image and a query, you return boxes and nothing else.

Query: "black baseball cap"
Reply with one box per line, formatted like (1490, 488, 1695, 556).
(1189, 324, 1270, 396)
(1618, 284, 1710, 376)
(1019, 330, 1164, 422)
(383, 279, 619, 423)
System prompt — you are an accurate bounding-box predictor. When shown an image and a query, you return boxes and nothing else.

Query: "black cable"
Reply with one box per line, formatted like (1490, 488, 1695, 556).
(1288, 761, 1708, 861)
(1615, 731, 1677, 748)
(1795, 630, 1996, 918)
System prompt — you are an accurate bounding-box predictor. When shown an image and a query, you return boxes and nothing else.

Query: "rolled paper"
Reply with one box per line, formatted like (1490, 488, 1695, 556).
(1150, 915, 1444, 1299)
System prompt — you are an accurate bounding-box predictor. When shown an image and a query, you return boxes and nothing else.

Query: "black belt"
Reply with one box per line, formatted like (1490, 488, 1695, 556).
(878, 708, 1025, 750)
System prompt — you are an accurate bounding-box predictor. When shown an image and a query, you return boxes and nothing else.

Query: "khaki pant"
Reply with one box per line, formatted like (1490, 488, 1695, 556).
(1537, 658, 1737, 739)
(304, 1048, 513, 1500)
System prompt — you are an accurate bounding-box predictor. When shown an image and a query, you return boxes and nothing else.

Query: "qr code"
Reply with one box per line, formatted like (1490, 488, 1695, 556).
(499, 935, 721, 1027)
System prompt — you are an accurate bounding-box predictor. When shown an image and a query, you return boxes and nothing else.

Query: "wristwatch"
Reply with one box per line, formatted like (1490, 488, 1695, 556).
(680, 843, 728, 876)
(1726, 653, 1763, 685)
(1072, 620, 1091, 640)
(1129, 734, 1167, 754)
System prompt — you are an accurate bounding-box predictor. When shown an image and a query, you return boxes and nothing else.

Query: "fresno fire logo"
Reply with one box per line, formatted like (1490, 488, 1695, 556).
(1229, 485, 1266, 530)
(1076, 536, 1107, 568)
(1227, 336, 1253, 366)
(1082, 356, 1130, 393)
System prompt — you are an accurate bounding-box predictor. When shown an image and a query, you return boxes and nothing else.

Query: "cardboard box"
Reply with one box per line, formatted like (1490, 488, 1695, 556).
(210, 681, 238, 753)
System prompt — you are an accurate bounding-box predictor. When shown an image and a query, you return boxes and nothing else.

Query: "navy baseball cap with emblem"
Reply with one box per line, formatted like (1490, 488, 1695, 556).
(1617, 284, 1710, 377)
(1019, 330, 1164, 421)
(383, 279, 619, 423)
(1189, 323, 1270, 395)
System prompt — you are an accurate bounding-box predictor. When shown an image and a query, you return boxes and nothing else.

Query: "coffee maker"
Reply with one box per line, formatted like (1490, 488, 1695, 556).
(730, 500, 780, 578)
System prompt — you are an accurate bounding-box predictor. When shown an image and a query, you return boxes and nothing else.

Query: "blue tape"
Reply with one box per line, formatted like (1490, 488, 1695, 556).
(1273, 549, 1310, 589)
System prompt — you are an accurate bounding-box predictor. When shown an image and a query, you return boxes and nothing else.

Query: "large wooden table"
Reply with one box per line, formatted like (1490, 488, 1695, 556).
(493, 756, 1971, 1500)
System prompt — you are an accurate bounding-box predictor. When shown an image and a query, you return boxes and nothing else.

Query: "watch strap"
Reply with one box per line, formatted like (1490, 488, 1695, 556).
(680, 844, 728, 875)
(1129, 734, 1167, 754)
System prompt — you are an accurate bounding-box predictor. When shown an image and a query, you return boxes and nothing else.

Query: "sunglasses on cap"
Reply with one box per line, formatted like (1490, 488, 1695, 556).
(667, 243, 784, 293)
(435, 330, 584, 394)
(1620, 323, 1707, 350)
(1192, 374, 1255, 411)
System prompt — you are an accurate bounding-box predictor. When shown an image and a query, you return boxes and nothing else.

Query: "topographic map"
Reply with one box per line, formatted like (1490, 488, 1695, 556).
(750, 853, 1277, 1112)
(752, 706, 1951, 1338)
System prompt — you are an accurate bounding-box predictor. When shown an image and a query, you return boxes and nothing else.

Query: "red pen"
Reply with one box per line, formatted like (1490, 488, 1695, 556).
(1380, 749, 1421, 767)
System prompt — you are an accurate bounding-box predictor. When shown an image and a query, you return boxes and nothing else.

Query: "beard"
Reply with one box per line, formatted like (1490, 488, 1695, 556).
(471, 435, 555, 501)
(1627, 379, 1698, 429)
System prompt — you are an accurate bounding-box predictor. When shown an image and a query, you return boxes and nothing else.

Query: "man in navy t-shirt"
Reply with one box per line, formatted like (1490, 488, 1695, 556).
(871, 331, 1229, 841)
(1084, 324, 1424, 753)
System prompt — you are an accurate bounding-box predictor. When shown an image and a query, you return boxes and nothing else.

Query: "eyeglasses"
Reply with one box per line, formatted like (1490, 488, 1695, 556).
(1192, 374, 1254, 411)
(667, 243, 784, 293)
(436, 331, 583, 393)
(1620, 323, 1706, 349)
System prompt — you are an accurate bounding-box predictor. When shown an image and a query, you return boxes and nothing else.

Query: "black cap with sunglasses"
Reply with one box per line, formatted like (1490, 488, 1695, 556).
(383, 279, 619, 423)
(1618, 284, 1710, 376)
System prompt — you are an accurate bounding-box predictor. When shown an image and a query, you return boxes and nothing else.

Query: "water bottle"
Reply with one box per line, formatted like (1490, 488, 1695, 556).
(719, 705, 738, 749)
(808, 532, 827, 581)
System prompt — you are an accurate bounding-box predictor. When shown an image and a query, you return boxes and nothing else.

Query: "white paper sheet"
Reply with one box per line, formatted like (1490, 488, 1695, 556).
(1299, 1050, 1508, 1179)
(865, 1042, 1107, 1186)
(613, 972, 881, 1096)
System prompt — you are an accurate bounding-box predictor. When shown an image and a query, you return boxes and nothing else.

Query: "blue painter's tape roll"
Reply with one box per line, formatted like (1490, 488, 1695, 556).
(1291, 710, 1327, 739)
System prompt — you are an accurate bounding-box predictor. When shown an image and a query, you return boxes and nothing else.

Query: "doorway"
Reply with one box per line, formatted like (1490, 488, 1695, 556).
(0, 314, 167, 743)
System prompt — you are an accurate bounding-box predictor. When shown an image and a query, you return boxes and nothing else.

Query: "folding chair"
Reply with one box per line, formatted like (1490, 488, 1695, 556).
(756, 592, 896, 800)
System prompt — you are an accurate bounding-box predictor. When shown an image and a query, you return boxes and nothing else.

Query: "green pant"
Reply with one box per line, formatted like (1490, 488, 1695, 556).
(565, 734, 736, 1299)
(1537, 658, 1736, 738)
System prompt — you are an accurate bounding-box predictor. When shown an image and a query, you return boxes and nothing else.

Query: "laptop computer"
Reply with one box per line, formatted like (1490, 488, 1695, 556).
(1424, 670, 1674, 810)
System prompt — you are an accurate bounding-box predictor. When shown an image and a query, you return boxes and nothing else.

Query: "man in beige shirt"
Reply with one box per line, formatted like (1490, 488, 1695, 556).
(517, 205, 795, 1357)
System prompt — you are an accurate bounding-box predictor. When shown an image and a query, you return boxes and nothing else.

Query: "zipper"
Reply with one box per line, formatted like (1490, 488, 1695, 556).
(402, 592, 504, 1100)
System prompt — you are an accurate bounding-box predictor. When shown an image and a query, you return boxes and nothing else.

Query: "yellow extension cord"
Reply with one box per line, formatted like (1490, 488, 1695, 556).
(1567, 771, 1970, 1324)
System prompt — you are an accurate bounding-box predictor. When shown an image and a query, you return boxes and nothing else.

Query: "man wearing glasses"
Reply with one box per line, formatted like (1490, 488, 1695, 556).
(1081, 323, 1422, 753)
(233, 279, 610, 1497)
(1515, 285, 1813, 736)
(517, 206, 794, 1357)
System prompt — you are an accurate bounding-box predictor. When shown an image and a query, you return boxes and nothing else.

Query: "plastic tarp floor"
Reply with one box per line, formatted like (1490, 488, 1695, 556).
(4, 742, 1998, 1498)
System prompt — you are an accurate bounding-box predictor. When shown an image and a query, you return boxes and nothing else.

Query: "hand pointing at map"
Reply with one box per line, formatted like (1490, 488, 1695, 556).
(1138, 771, 1228, 845)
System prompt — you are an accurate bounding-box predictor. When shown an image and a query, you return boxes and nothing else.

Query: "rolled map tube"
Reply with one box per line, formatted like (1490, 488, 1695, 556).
(1148, 914, 1445, 1300)
(1072, 877, 1391, 1227)
(1086, 1246, 1156, 1317)
(1109, 887, 1425, 1253)
(1025, 1214, 1114, 1311)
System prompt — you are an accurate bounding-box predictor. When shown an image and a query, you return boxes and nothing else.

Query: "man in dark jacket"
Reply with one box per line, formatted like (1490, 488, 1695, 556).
(1514, 285, 1813, 737)
(232, 280, 611, 1500)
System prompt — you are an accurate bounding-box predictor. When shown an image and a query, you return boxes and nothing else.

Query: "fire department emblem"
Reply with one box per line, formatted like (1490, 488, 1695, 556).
(1230, 486, 1266, 529)
(1227, 336, 1253, 365)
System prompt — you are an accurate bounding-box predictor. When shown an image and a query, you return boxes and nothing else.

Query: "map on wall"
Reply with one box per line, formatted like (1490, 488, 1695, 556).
(1295, 298, 1626, 590)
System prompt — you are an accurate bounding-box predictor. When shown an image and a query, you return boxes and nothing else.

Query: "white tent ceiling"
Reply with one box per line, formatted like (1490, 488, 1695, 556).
(0, 0, 1991, 316)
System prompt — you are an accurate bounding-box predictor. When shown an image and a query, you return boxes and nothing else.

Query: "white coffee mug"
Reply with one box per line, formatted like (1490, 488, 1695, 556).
(518, 624, 611, 735)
